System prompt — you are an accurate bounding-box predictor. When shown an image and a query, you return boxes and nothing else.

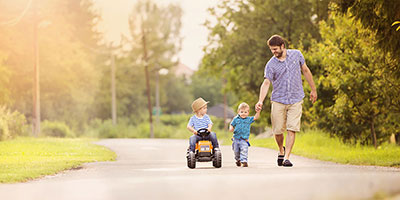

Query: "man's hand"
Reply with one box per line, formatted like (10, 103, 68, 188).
(310, 90, 317, 104)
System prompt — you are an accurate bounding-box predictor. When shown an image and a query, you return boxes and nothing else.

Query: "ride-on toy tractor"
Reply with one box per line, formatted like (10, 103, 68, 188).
(187, 128, 222, 169)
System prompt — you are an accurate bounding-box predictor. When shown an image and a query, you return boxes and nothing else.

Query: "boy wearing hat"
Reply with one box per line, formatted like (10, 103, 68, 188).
(187, 97, 220, 153)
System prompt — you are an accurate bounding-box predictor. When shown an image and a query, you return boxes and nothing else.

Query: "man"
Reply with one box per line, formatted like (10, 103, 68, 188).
(255, 35, 317, 167)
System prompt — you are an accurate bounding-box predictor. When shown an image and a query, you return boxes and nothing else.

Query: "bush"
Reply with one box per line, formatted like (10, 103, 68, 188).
(82, 114, 232, 139)
(0, 106, 28, 140)
(41, 120, 75, 138)
(159, 114, 191, 126)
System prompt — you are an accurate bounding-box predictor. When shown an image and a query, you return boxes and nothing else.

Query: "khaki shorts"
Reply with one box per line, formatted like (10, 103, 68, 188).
(271, 100, 303, 135)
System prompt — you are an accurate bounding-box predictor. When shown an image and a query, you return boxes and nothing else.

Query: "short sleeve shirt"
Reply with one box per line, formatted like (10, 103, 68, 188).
(264, 49, 305, 105)
(187, 114, 213, 131)
(230, 115, 255, 139)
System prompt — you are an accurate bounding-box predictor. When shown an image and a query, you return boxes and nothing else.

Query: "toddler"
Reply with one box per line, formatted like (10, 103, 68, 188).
(229, 102, 260, 167)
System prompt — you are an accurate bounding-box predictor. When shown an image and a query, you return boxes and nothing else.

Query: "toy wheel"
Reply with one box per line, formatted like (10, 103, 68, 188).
(213, 150, 222, 168)
(187, 152, 196, 169)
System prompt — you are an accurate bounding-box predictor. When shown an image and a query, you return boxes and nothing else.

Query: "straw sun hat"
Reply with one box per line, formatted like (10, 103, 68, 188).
(191, 97, 209, 112)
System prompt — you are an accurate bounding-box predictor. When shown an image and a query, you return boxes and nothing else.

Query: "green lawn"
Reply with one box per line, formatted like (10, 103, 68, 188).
(0, 137, 116, 183)
(250, 130, 400, 167)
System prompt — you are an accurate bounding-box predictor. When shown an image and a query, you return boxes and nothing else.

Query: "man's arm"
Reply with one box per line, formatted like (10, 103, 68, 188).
(301, 63, 317, 103)
(255, 79, 271, 111)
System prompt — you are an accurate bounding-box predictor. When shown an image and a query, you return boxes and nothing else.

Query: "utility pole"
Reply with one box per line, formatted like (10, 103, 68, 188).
(155, 70, 160, 124)
(223, 92, 228, 130)
(32, 0, 40, 136)
(111, 53, 117, 125)
(141, 22, 154, 138)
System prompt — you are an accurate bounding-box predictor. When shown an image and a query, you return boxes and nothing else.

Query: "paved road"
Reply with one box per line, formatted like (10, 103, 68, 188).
(1, 139, 400, 200)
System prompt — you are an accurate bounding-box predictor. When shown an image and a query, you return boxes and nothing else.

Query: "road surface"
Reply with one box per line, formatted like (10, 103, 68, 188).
(0, 139, 399, 200)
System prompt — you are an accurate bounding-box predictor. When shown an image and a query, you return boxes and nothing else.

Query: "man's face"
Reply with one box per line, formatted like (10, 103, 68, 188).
(269, 45, 284, 58)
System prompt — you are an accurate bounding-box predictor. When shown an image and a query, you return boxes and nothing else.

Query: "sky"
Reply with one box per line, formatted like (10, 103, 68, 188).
(92, 0, 218, 70)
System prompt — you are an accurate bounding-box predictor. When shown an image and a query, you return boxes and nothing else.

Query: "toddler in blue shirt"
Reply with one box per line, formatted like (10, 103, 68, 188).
(229, 102, 260, 167)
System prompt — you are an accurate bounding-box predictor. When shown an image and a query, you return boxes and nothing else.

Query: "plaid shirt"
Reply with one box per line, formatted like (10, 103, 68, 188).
(264, 49, 305, 105)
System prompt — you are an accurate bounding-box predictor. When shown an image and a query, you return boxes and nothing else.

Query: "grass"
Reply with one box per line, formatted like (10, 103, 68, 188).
(0, 137, 116, 183)
(250, 129, 400, 167)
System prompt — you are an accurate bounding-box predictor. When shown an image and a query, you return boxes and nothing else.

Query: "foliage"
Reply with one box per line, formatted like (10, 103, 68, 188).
(90, 0, 187, 125)
(91, 55, 148, 124)
(82, 114, 231, 139)
(334, 0, 400, 62)
(161, 76, 193, 114)
(128, 0, 182, 76)
(200, 0, 330, 127)
(302, 14, 400, 146)
(392, 21, 400, 31)
(190, 70, 237, 107)
(0, 106, 29, 140)
(40, 120, 75, 138)
(0, 137, 116, 183)
(0, 53, 11, 105)
(0, 0, 103, 132)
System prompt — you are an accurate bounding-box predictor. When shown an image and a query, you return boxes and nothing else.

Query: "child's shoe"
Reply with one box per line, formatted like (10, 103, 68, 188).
(241, 162, 248, 167)
(235, 160, 241, 167)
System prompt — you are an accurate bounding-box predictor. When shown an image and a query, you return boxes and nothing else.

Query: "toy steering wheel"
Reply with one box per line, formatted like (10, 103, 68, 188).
(197, 128, 210, 137)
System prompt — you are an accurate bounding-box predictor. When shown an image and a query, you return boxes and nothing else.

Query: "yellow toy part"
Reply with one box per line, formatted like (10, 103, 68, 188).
(196, 140, 213, 152)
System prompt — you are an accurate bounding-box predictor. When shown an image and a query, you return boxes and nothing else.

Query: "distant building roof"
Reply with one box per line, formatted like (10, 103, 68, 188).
(208, 104, 236, 119)
(173, 62, 195, 82)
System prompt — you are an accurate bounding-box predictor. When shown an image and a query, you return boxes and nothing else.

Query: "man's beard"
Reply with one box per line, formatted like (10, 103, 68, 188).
(275, 51, 283, 58)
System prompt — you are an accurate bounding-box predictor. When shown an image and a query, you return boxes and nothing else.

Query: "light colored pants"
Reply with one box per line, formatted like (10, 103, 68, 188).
(271, 100, 303, 134)
(232, 138, 249, 162)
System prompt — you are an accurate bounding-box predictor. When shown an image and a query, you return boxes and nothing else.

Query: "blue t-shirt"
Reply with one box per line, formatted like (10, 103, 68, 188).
(230, 115, 255, 139)
(187, 114, 213, 131)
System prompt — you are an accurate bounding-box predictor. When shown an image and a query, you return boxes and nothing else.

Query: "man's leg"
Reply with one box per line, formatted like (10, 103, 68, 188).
(274, 134, 285, 155)
(271, 101, 287, 155)
(285, 130, 296, 160)
(284, 100, 303, 163)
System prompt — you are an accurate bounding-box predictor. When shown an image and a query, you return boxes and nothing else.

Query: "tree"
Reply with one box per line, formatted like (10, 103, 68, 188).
(304, 13, 399, 147)
(0, 52, 11, 105)
(128, 0, 182, 137)
(161, 75, 193, 114)
(0, 0, 103, 133)
(334, 0, 400, 62)
(201, 0, 327, 127)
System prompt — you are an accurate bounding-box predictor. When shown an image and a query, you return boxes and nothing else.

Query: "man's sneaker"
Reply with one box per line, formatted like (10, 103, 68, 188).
(282, 159, 293, 167)
(241, 162, 248, 167)
(235, 160, 241, 167)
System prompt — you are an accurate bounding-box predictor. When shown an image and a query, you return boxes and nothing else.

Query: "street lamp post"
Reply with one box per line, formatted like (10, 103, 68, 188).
(155, 68, 168, 124)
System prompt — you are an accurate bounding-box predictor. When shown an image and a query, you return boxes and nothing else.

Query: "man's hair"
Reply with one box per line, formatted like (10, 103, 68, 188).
(267, 34, 285, 47)
(237, 102, 250, 111)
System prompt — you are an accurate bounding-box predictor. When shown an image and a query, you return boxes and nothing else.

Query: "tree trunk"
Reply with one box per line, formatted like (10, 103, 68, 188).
(396, 133, 400, 145)
(371, 117, 377, 149)
(142, 25, 154, 138)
